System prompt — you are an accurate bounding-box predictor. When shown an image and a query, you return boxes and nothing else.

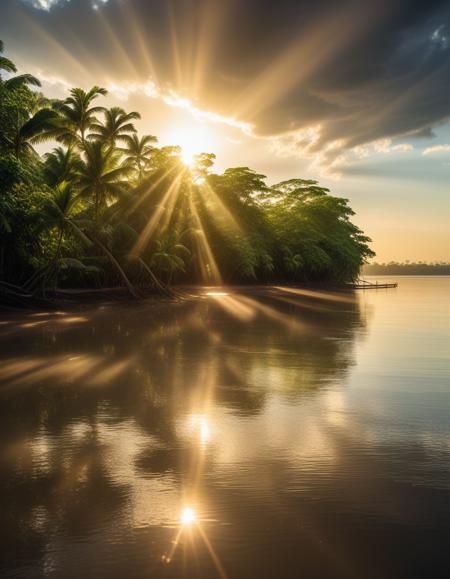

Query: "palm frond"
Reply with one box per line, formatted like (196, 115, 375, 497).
(4, 73, 41, 89)
(0, 56, 16, 74)
(20, 108, 57, 140)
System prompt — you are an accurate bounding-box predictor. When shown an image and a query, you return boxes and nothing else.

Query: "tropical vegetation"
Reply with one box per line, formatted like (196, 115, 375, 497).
(0, 41, 374, 303)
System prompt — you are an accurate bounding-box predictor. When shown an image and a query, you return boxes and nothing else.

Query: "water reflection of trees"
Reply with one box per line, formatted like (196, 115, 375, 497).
(0, 288, 367, 577)
(0, 288, 366, 432)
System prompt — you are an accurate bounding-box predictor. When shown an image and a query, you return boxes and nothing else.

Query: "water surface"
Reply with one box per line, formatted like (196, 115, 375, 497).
(1, 278, 449, 579)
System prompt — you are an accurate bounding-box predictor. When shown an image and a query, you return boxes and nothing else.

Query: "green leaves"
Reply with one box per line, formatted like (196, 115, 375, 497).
(76, 141, 133, 220)
(89, 107, 140, 146)
(266, 181, 374, 282)
(0, 197, 13, 233)
(0, 38, 374, 291)
(44, 146, 81, 187)
(52, 86, 108, 145)
(3, 74, 41, 90)
(56, 257, 99, 273)
(0, 56, 16, 74)
(1, 40, 41, 89)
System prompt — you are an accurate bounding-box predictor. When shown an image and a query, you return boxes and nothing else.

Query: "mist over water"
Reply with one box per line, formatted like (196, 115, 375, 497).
(1, 279, 449, 579)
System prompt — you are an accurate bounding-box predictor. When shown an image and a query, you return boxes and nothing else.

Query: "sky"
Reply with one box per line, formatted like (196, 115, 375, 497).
(1, 0, 450, 262)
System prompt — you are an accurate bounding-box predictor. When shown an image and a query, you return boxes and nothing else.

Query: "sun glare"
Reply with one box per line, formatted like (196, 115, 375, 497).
(181, 147, 196, 167)
(199, 417, 210, 445)
(166, 123, 215, 167)
(180, 507, 197, 526)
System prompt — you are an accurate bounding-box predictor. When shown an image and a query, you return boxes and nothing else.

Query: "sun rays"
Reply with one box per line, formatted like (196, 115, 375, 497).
(128, 162, 228, 284)
(130, 172, 184, 256)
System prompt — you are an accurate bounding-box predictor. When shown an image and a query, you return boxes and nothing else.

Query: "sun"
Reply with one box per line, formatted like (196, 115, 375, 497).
(180, 506, 197, 526)
(165, 123, 215, 167)
(181, 148, 197, 167)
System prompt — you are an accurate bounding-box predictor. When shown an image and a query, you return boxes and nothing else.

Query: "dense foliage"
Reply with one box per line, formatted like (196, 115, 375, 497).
(0, 41, 373, 298)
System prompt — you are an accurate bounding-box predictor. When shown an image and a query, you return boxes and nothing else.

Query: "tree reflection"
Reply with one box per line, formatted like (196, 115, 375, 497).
(0, 288, 367, 577)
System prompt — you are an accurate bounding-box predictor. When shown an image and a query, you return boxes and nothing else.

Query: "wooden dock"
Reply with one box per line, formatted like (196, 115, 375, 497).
(352, 280, 398, 289)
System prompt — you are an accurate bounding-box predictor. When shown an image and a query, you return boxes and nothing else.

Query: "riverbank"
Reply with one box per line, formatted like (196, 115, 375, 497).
(0, 281, 397, 312)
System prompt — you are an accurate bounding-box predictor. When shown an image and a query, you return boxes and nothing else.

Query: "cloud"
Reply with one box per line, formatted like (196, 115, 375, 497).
(270, 129, 414, 177)
(20, 0, 109, 10)
(160, 92, 252, 133)
(35, 70, 251, 134)
(21, 0, 66, 9)
(391, 144, 414, 152)
(422, 144, 450, 154)
(22, 0, 64, 11)
(4, 0, 450, 164)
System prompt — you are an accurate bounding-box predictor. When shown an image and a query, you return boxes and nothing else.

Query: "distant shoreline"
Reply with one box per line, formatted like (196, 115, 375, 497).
(363, 264, 450, 276)
(361, 273, 450, 279)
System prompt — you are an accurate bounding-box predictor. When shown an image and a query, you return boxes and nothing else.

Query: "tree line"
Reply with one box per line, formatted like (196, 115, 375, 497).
(363, 262, 450, 275)
(0, 40, 374, 302)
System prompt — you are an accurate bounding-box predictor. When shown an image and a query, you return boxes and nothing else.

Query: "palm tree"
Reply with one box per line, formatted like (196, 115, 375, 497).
(150, 231, 190, 285)
(0, 197, 13, 276)
(54, 86, 107, 146)
(0, 40, 41, 89)
(2, 74, 41, 91)
(41, 181, 81, 258)
(121, 134, 157, 180)
(44, 146, 81, 187)
(22, 182, 92, 294)
(39, 180, 140, 298)
(0, 40, 15, 74)
(4, 107, 57, 159)
(89, 106, 140, 147)
(77, 141, 133, 222)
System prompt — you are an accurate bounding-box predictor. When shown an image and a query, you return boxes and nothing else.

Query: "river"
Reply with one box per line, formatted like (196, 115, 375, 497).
(1, 278, 449, 579)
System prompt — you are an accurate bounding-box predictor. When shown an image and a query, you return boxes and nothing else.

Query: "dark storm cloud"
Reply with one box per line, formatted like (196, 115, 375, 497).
(2, 0, 450, 156)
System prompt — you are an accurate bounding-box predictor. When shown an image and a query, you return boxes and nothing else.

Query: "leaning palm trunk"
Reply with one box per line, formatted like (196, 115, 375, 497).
(134, 256, 176, 298)
(84, 232, 141, 299)
(22, 265, 52, 294)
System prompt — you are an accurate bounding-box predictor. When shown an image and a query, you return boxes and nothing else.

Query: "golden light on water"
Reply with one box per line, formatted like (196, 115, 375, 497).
(187, 414, 212, 446)
(199, 416, 211, 445)
(180, 506, 197, 526)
